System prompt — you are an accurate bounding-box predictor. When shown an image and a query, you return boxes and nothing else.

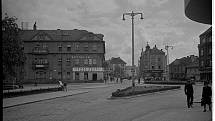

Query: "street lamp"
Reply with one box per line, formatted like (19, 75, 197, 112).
(122, 11, 143, 87)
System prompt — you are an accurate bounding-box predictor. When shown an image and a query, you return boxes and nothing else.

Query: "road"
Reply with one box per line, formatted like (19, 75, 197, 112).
(3, 81, 212, 121)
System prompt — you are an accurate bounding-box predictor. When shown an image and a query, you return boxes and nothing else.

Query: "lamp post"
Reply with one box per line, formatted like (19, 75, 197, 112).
(165, 45, 173, 81)
(122, 11, 143, 87)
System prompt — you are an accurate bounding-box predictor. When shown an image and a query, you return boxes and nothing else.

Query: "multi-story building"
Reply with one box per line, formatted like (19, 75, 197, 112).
(106, 57, 126, 79)
(125, 65, 138, 78)
(169, 55, 199, 81)
(139, 43, 166, 80)
(198, 27, 212, 81)
(186, 59, 200, 81)
(19, 26, 105, 83)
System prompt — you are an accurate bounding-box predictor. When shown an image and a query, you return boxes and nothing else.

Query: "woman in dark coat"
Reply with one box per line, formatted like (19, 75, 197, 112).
(201, 81, 212, 112)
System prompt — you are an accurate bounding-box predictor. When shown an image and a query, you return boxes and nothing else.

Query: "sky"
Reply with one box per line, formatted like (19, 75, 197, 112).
(2, 0, 211, 65)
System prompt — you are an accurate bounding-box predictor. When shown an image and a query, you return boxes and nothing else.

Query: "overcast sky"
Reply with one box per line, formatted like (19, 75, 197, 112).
(2, 0, 211, 65)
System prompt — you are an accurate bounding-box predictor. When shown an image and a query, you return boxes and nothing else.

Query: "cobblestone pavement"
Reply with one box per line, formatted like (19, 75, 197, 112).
(3, 81, 212, 121)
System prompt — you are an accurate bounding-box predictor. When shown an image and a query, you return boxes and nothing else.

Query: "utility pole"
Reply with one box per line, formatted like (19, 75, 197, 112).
(122, 11, 143, 87)
(165, 45, 173, 81)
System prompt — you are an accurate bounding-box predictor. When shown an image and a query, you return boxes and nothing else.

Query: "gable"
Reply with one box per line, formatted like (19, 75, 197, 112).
(31, 32, 52, 41)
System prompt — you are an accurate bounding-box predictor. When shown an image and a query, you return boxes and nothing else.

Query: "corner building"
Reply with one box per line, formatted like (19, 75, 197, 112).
(139, 43, 166, 80)
(20, 29, 105, 83)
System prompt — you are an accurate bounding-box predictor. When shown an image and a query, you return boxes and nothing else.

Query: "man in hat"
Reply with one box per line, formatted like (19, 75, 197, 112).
(184, 79, 194, 108)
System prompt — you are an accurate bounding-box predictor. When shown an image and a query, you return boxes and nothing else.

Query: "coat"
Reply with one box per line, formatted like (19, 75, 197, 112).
(201, 86, 212, 105)
(184, 83, 193, 96)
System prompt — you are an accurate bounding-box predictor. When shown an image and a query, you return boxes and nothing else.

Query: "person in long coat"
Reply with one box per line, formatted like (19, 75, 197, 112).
(184, 80, 194, 108)
(201, 81, 212, 112)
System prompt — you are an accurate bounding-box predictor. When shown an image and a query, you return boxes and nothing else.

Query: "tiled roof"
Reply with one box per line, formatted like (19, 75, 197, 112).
(19, 29, 104, 41)
(110, 57, 126, 64)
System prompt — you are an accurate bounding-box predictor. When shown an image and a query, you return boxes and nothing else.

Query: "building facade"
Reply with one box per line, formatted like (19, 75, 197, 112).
(186, 59, 200, 81)
(139, 44, 166, 80)
(169, 55, 199, 81)
(20, 28, 105, 83)
(125, 65, 138, 78)
(198, 27, 212, 81)
(106, 57, 126, 79)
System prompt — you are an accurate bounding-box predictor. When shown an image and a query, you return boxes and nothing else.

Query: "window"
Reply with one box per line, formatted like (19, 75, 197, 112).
(89, 59, 92, 65)
(158, 58, 161, 61)
(200, 49, 204, 56)
(75, 59, 80, 65)
(84, 59, 88, 65)
(201, 61, 204, 67)
(84, 44, 89, 51)
(152, 66, 154, 69)
(209, 36, 212, 42)
(92, 45, 97, 51)
(201, 38, 206, 44)
(158, 66, 161, 69)
(58, 58, 62, 62)
(67, 45, 71, 51)
(58, 44, 62, 51)
(209, 48, 212, 55)
(66, 58, 71, 66)
(93, 59, 97, 65)
(67, 72, 70, 76)
(75, 43, 80, 51)
(209, 60, 212, 66)
(58, 72, 62, 76)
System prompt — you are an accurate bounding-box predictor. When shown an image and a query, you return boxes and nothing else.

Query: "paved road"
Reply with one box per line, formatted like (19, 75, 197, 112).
(3, 81, 212, 121)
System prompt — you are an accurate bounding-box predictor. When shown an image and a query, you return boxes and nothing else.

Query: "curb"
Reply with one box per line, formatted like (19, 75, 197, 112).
(3, 91, 89, 109)
(108, 88, 181, 100)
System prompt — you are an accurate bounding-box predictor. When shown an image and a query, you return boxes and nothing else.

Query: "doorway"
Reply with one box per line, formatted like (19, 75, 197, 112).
(92, 73, 97, 81)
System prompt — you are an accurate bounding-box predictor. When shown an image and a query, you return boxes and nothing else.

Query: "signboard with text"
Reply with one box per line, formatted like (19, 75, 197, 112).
(73, 67, 104, 72)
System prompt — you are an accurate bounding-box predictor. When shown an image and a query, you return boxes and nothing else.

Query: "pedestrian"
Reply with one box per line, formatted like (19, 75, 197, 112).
(59, 81, 64, 91)
(63, 82, 67, 91)
(201, 81, 212, 112)
(184, 79, 194, 108)
(138, 78, 140, 84)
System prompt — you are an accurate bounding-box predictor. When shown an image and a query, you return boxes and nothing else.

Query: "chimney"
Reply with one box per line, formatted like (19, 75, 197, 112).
(33, 21, 37, 30)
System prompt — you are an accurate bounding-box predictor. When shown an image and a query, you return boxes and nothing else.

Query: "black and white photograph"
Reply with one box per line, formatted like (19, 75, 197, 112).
(2, 0, 212, 121)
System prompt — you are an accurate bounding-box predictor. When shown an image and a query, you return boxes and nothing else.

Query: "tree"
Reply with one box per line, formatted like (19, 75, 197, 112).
(2, 14, 25, 81)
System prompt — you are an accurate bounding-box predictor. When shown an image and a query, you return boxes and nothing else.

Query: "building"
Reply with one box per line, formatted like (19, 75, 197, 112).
(186, 59, 200, 81)
(19, 25, 105, 83)
(125, 65, 138, 78)
(139, 43, 166, 80)
(106, 57, 126, 79)
(198, 27, 212, 81)
(169, 55, 199, 81)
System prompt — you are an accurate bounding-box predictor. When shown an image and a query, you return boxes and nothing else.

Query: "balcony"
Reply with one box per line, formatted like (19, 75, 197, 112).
(32, 48, 49, 55)
(32, 60, 49, 69)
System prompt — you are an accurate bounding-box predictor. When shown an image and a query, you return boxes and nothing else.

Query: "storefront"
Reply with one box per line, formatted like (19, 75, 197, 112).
(72, 67, 104, 81)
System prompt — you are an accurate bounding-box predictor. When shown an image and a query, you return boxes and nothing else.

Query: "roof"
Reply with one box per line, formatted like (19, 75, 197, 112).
(19, 29, 104, 42)
(110, 57, 126, 64)
(142, 45, 165, 55)
(170, 55, 199, 66)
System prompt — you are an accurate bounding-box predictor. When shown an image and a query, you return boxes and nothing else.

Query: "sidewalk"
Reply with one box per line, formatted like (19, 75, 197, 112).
(3, 82, 118, 108)
(3, 90, 89, 108)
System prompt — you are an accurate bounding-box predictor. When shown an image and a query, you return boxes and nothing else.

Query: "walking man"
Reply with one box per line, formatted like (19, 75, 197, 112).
(184, 79, 194, 108)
